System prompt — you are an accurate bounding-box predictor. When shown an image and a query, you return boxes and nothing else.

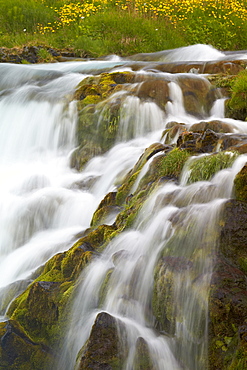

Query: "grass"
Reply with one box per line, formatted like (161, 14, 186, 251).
(188, 151, 239, 184)
(0, 0, 247, 56)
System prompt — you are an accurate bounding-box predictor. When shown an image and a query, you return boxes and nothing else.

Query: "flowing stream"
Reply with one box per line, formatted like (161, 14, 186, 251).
(1, 44, 247, 369)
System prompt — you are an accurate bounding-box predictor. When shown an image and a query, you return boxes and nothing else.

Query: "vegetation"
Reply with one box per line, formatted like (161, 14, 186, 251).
(0, 0, 247, 57)
(226, 70, 247, 120)
(188, 151, 239, 184)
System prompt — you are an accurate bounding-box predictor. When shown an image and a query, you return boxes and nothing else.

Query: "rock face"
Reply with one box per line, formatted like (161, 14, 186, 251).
(1, 55, 247, 369)
(209, 200, 247, 369)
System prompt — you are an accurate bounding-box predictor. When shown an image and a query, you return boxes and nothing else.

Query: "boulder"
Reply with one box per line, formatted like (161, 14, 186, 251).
(0, 319, 52, 369)
(77, 312, 125, 369)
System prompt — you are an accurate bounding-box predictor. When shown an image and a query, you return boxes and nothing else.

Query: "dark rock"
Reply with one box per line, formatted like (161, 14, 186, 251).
(209, 256, 247, 369)
(77, 312, 125, 369)
(0, 319, 52, 369)
(219, 199, 247, 273)
(190, 120, 233, 134)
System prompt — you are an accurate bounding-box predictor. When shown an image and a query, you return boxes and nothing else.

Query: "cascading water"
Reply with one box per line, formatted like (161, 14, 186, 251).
(1, 45, 247, 369)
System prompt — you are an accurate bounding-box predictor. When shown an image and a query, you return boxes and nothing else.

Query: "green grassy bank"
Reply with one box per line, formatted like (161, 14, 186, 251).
(0, 0, 247, 57)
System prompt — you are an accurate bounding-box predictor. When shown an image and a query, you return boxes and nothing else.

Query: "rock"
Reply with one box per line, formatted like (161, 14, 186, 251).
(0, 319, 52, 369)
(91, 192, 120, 227)
(190, 120, 233, 134)
(219, 199, 247, 273)
(209, 256, 247, 370)
(163, 123, 187, 144)
(133, 337, 154, 370)
(176, 75, 217, 117)
(234, 165, 247, 203)
(177, 129, 221, 153)
(136, 79, 170, 110)
(218, 133, 247, 152)
(77, 312, 125, 369)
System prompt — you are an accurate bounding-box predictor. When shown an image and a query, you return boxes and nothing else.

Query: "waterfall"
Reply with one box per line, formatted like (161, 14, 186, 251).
(1, 45, 247, 369)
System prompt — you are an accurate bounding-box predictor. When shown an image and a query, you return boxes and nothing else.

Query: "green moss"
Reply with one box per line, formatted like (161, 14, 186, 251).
(116, 171, 140, 205)
(139, 148, 190, 188)
(0, 320, 52, 370)
(234, 164, 247, 202)
(98, 268, 114, 306)
(188, 151, 238, 184)
(207, 74, 236, 93)
(226, 70, 247, 120)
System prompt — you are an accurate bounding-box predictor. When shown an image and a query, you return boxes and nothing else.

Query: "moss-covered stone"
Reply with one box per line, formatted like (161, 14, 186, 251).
(209, 257, 247, 370)
(77, 312, 125, 369)
(0, 319, 52, 370)
(190, 120, 233, 134)
(138, 148, 191, 189)
(188, 151, 238, 184)
(234, 164, 247, 203)
(225, 70, 247, 121)
(219, 199, 247, 274)
(133, 337, 154, 370)
(91, 191, 120, 228)
(176, 75, 217, 117)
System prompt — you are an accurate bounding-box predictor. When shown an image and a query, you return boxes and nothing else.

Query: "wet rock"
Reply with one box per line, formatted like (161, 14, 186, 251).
(219, 199, 247, 273)
(77, 312, 125, 369)
(136, 79, 170, 110)
(177, 129, 220, 153)
(163, 123, 187, 144)
(176, 75, 217, 117)
(133, 337, 154, 370)
(91, 192, 120, 227)
(203, 60, 246, 75)
(190, 120, 233, 134)
(70, 141, 103, 171)
(234, 165, 247, 203)
(0, 319, 52, 369)
(115, 143, 168, 205)
(218, 133, 247, 152)
(209, 256, 247, 370)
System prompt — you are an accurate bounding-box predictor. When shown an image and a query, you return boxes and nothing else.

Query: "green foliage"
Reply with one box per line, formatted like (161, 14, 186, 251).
(0, 0, 56, 34)
(73, 10, 184, 56)
(158, 148, 191, 178)
(226, 70, 247, 120)
(37, 47, 54, 62)
(234, 164, 247, 203)
(0, 1, 247, 56)
(188, 151, 239, 184)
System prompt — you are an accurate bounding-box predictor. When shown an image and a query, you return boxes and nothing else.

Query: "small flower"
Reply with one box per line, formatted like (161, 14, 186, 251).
(23, 28, 26, 32)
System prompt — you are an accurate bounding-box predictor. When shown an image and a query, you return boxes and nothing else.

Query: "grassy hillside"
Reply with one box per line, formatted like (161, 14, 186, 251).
(0, 0, 247, 57)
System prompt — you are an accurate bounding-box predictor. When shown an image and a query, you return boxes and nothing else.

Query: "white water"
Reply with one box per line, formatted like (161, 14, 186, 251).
(1, 45, 247, 369)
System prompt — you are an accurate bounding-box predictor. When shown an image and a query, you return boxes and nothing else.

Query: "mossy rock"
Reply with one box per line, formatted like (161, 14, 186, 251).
(135, 79, 170, 111)
(74, 71, 135, 107)
(76, 312, 125, 369)
(0, 319, 52, 369)
(133, 337, 154, 370)
(188, 151, 238, 184)
(70, 141, 103, 171)
(190, 120, 234, 134)
(72, 71, 136, 171)
(207, 74, 236, 96)
(226, 70, 247, 121)
(209, 255, 247, 369)
(176, 75, 217, 117)
(219, 199, 247, 274)
(115, 143, 168, 205)
(163, 123, 187, 144)
(234, 164, 247, 203)
(138, 148, 191, 189)
(91, 192, 120, 228)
